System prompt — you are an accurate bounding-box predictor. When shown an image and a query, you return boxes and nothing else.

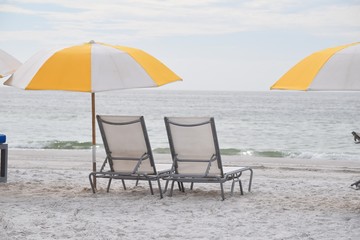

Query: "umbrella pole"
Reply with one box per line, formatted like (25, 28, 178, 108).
(91, 93, 97, 189)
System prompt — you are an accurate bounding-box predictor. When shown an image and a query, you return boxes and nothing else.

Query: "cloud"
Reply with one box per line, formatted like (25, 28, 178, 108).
(0, 0, 359, 49)
(2, 0, 359, 34)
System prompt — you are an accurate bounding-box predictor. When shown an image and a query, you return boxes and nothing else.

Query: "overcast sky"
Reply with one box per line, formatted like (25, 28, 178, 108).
(0, 0, 359, 91)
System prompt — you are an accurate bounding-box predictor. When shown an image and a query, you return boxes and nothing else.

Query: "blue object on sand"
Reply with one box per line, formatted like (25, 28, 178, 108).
(0, 134, 6, 144)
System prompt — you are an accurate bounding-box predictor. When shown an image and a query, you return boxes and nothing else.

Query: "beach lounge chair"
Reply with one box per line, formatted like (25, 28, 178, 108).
(89, 115, 171, 198)
(164, 117, 253, 200)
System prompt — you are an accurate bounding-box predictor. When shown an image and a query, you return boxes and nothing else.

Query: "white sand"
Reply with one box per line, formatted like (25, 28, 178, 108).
(1, 149, 359, 240)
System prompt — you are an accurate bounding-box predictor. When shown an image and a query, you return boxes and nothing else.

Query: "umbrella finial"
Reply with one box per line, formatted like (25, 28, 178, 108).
(89, 40, 96, 44)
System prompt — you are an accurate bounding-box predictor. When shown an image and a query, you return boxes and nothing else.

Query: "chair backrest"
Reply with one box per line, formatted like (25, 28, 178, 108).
(97, 115, 156, 174)
(164, 117, 223, 177)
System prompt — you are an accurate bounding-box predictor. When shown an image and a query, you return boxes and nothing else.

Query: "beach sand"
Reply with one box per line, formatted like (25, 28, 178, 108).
(1, 149, 359, 240)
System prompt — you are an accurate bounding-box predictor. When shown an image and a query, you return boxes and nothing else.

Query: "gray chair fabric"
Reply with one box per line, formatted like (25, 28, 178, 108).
(164, 117, 253, 200)
(89, 115, 171, 198)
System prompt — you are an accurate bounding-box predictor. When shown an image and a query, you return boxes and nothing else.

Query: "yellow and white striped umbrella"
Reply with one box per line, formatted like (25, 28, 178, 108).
(271, 42, 360, 91)
(0, 49, 21, 78)
(5, 41, 181, 91)
(4, 41, 181, 182)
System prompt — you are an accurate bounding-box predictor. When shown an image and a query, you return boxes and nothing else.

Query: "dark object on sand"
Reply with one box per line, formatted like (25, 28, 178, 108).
(351, 131, 360, 143)
(350, 132, 360, 189)
(351, 180, 360, 190)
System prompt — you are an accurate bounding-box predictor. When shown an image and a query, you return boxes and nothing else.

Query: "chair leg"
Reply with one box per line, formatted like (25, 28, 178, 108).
(135, 179, 139, 186)
(180, 182, 185, 192)
(220, 182, 225, 201)
(122, 179, 126, 190)
(107, 178, 112, 193)
(248, 169, 253, 192)
(169, 181, 175, 197)
(89, 173, 96, 193)
(177, 181, 183, 192)
(231, 175, 243, 196)
(190, 182, 194, 190)
(239, 180, 244, 195)
(163, 180, 169, 194)
(149, 180, 154, 195)
(157, 179, 163, 199)
(231, 180, 235, 196)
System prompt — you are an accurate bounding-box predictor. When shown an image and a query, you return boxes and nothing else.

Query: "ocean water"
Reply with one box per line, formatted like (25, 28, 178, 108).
(1, 87, 360, 161)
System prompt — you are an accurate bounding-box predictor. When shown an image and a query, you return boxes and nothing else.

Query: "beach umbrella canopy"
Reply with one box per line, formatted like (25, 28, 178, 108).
(0, 49, 21, 78)
(4, 40, 182, 183)
(271, 42, 360, 91)
(270, 42, 360, 188)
